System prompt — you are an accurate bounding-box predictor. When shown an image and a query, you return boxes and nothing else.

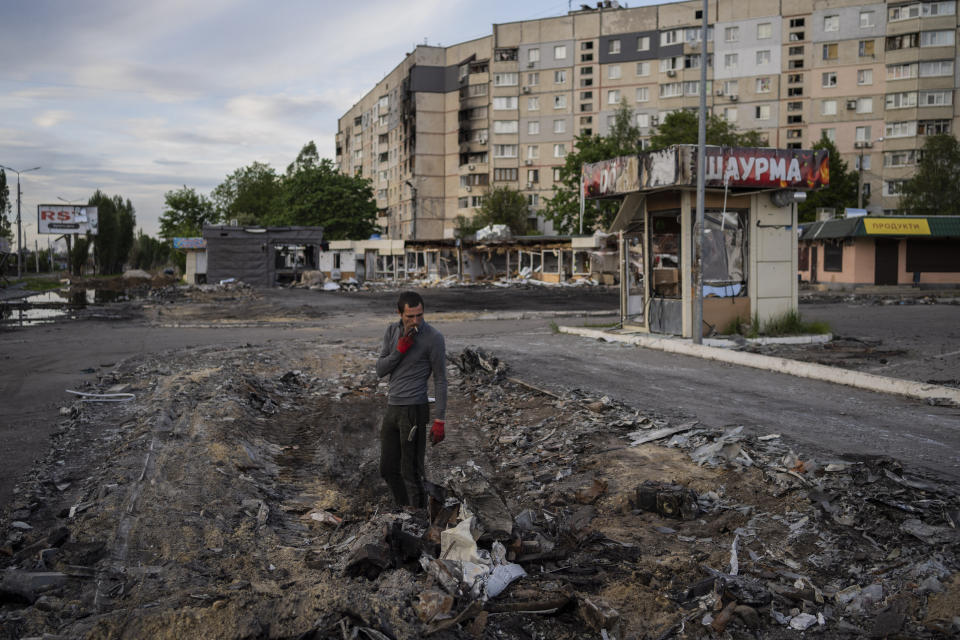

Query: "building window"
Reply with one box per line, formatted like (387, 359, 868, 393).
(723, 80, 738, 95)
(553, 143, 566, 157)
(553, 119, 565, 133)
(527, 72, 540, 85)
(554, 95, 567, 109)
(724, 53, 738, 69)
(724, 107, 738, 122)
(493, 144, 517, 158)
(494, 72, 518, 86)
(886, 92, 918, 109)
(756, 50, 771, 65)
(528, 48, 540, 63)
(493, 120, 518, 134)
(821, 99, 837, 115)
(859, 40, 875, 57)
(787, 101, 802, 111)
(886, 33, 920, 50)
(608, 64, 621, 79)
(756, 77, 771, 93)
(859, 10, 875, 28)
(527, 120, 540, 135)
(822, 127, 836, 141)
(857, 69, 873, 85)
(527, 145, 539, 159)
(554, 70, 567, 84)
(471, 195, 484, 207)
(636, 61, 650, 76)
(887, 63, 917, 80)
(637, 35, 650, 51)
(920, 60, 954, 76)
(757, 23, 772, 39)
(608, 89, 621, 104)
(527, 194, 539, 207)
(660, 82, 682, 98)
(661, 29, 679, 46)
(636, 87, 649, 102)
(822, 43, 838, 60)
(755, 104, 771, 120)
(822, 72, 837, 87)
(884, 180, 906, 196)
(919, 119, 951, 135)
(885, 121, 915, 138)
(724, 26, 739, 42)
(789, 46, 804, 56)
(636, 113, 650, 128)
(609, 39, 621, 54)
(581, 41, 594, 50)
(921, 30, 955, 47)
(527, 97, 539, 111)
(823, 243, 843, 272)
(920, 90, 953, 106)
(824, 15, 839, 32)
(683, 81, 701, 96)
(884, 150, 917, 167)
(855, 125, 872, 143)
(857, 97, 873, 113)
(554, 45, 567, 59)
(458, 197, 469, 209)
(493, 96, 518, 110)
(494, 168, 518, 181)
(527, 169, 539, 183)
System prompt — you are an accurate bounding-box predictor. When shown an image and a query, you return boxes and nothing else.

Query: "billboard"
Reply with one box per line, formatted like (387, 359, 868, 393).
(582, 155, 641, 198)
(37, 205, 99, 235)
(173, 237, 207, 249)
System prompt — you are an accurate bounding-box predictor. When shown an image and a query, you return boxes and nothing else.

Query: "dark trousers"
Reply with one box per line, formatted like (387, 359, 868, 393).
(379, 403, 429, 507)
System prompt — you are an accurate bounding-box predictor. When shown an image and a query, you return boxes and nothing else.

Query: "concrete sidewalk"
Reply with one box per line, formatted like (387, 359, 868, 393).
(558, 325, 960, 405)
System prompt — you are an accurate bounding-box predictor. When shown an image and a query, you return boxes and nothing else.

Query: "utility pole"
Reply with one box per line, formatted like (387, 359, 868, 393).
(1, 165, 41, 279)
(692, 0, 708, 344)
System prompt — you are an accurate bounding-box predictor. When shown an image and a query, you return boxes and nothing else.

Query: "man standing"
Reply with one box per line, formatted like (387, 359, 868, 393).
(376, 291, 447, 508)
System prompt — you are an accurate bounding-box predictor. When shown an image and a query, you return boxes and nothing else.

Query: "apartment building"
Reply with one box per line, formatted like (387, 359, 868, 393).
(336, 0, 959, 240)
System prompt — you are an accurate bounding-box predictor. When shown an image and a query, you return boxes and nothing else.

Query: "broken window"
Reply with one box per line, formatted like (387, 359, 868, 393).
(701, 210, 747, 296)
(650, 211, 681, 298)
(823, 242, 843, 272)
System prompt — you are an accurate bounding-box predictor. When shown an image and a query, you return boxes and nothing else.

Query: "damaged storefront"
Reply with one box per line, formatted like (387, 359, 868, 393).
(586, 145, 828, 337)
(203, 226, 324, 287)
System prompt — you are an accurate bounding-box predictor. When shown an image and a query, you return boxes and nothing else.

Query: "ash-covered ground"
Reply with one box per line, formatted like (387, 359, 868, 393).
(2, 328, 958, 639)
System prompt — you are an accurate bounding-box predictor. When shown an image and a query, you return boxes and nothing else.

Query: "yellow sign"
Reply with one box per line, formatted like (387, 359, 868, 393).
(863, 218, 931, 235)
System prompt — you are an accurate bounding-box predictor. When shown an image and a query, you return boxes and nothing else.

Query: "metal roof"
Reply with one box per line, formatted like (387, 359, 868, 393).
(800, 216, 960, 240)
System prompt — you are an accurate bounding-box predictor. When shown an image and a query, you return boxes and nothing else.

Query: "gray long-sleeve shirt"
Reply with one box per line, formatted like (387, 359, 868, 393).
(376, 320, 447, 419)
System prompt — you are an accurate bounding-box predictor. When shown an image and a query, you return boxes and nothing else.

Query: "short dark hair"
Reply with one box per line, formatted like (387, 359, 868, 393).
(397, 291, 424, 313)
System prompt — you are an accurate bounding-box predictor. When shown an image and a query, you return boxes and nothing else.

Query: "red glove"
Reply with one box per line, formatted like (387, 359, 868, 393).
(430, 420, 445, 445)
(397, 335, 414, 353)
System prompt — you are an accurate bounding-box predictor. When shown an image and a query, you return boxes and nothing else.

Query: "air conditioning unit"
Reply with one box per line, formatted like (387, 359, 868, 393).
(468, 164, 476, 171)
(729, 95, 738, 102)
(522, 86, 531, 93)
(525, 159, 533, 165)
(666, 69, 677, 77)
(478, 138, 487, 145)
(465, 186, 472, 192)
(846, 100, 858, 110)
(715, 89, 724, 96)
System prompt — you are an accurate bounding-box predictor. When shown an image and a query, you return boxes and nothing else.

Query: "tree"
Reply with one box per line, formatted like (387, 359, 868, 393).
(0, 169, 11, 242)
(648, 110, 766, 150)
(159, 186, 218, 238)
(114, 195, 136, 273)
(470, 186, 530, 235)
(543, 101, 642, 234)
(89, 190, 119, 275)
(274, 143, 378, 240)
(797, 135, 861, 223)
(211, 162, 281, 225)
(896, 134, 960, 215)
(130, 231, 173, 270)
(70, 234, 92, 276)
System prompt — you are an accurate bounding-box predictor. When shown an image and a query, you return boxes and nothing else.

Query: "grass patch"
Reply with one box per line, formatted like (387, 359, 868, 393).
(549, 320, 560, 334)
(22, 278, 64, 292)
(722, 310, 830, 337)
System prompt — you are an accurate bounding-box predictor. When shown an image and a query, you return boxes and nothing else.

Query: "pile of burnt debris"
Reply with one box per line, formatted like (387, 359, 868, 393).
(1, 344, 958, 639)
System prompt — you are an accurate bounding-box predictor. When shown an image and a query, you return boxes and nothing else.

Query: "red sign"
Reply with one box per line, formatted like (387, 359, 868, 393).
(701, 147, 829, 189)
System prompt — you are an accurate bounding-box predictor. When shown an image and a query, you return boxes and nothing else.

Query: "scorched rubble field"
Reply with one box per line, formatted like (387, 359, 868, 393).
(2, 339, 959, 639)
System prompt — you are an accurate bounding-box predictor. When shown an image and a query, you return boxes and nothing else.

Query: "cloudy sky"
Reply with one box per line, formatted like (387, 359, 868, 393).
(1, 0, 664, 247)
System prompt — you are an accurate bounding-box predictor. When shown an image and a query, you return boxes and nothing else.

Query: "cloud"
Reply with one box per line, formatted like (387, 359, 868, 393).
(33, 110, 72, 128)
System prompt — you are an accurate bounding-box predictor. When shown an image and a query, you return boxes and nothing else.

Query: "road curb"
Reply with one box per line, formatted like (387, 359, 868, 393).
(558, 326, 960, 405)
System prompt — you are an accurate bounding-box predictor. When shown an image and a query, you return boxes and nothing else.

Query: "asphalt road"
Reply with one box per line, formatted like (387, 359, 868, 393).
(2, 286, 959, 507)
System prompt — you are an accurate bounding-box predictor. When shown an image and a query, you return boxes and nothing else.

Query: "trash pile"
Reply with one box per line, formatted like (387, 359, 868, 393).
(1, 342, 958, 639)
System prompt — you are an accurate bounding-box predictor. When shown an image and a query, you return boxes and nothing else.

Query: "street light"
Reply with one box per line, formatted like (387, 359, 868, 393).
(1, 164, 41, 278)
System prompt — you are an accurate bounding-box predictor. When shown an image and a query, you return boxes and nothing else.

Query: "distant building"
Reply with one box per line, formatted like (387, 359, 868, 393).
(337, 0, 960, 240)
(799, 215, 960, 287)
